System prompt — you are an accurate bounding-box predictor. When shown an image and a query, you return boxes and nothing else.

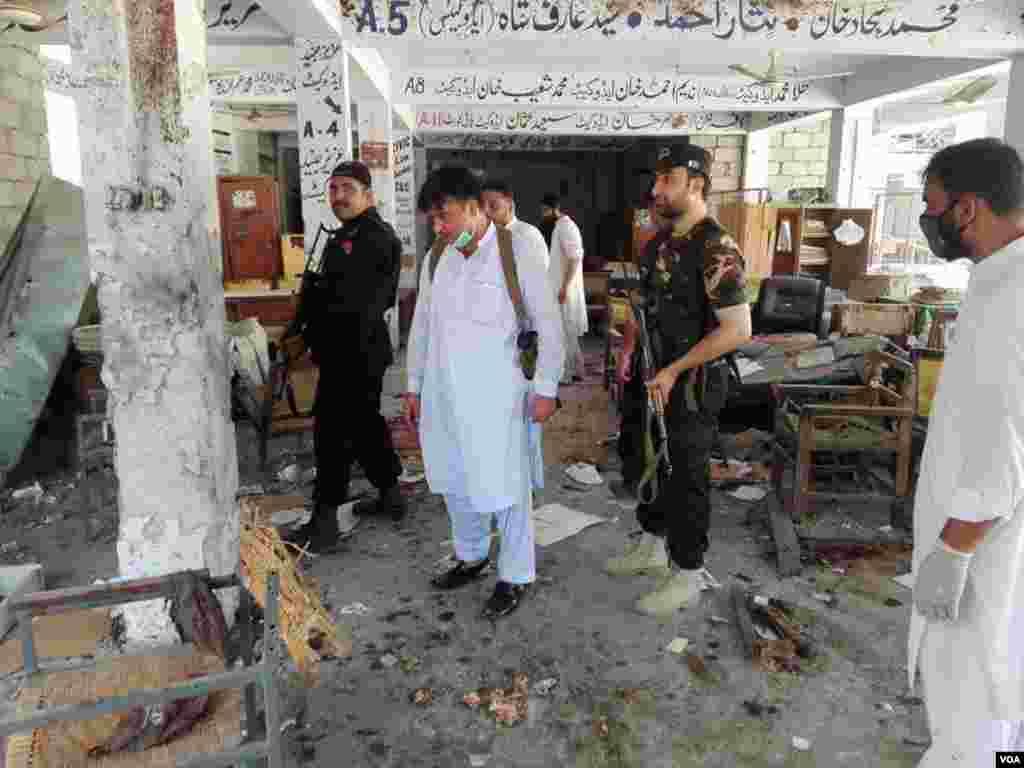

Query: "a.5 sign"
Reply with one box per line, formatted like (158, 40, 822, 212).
(353, 0, 412, 35)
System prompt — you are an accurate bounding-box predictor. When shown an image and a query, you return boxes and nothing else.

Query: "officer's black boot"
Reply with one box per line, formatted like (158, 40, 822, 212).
(305, 501, 344, 554)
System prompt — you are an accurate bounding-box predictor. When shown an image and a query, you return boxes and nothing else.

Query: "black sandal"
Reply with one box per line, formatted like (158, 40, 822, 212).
(430, 558, 490, 590)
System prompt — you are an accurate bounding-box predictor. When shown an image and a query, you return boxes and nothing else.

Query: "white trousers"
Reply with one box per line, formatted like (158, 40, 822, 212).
(919, 626, 1024, 766)
(561, 317, 584, 381)
(445, 494, 536, 585)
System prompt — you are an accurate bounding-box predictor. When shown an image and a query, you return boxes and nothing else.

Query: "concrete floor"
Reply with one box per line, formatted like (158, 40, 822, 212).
(0, 337, 932, 767)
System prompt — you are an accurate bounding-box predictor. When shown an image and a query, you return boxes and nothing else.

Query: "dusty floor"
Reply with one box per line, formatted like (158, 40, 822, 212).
(0, 337, 932, 767)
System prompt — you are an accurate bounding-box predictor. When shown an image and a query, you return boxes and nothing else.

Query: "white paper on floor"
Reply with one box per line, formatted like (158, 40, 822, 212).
(270, 507, 309, 527)
(893, 573, 914, 589)
(532, 503, 607, 547)
(735, 357, 764, 378)
(564, 463, 603, 486)
(727, 486, 769, 502)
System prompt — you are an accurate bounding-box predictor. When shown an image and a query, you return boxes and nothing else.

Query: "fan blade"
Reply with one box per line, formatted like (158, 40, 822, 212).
(797, 71, 854, 82)
(729, 64, 768, 82)
(943, 75, 998, 104)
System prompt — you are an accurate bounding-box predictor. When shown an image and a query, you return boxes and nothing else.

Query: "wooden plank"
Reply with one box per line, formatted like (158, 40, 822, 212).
(766, 493, 802, 578)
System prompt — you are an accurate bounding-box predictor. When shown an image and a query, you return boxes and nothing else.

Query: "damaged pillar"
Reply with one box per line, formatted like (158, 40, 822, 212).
(68, 0, 239, 643)
(294, 39, 352, 267)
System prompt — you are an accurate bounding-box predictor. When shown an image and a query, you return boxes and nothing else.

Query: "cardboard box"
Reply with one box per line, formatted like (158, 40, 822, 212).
(833, 302, 916, 337)
(847, 273, 912, 302)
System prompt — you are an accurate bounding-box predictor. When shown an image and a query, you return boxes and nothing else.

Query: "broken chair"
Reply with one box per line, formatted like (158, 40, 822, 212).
(232, 333, 317, 473)
(770, 350, 916, 530)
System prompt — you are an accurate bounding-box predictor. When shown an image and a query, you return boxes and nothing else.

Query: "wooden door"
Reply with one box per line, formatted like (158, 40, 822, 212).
(217, 176, 283, 283)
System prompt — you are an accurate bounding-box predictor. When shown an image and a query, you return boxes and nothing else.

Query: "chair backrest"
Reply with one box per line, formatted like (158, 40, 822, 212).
(753, 276, 826, 337)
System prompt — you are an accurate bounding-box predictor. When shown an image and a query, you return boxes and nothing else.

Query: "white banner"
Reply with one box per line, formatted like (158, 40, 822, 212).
(295, 39, 352, 266)
(419, 133, 654, 151)
(392, 130, 416, 258)
(338, 0, 1011, 57)
(415, 107, 753, 134)
(397, 69, 839, 110)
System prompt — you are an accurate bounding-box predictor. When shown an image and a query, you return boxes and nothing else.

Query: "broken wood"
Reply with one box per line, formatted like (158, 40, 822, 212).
(766, 494, 802, 577)
(750, 603, 819, 659)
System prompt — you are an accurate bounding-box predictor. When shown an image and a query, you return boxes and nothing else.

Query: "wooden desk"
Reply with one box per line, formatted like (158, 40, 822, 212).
(225, 288, 299, 326)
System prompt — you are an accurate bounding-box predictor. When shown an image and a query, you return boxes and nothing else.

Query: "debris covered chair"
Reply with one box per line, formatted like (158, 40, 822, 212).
(770, 350, 916, 529)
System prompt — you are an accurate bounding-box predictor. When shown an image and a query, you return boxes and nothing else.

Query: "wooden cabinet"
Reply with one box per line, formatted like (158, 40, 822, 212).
(715, 203, 778, 277)
(771, 207, 873, 290)
(217, 176, 283, 283)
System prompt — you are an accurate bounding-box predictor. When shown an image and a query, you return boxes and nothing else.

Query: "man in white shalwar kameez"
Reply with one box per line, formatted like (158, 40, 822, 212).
(542, 194, 588, 385)
(404, 166, 564, 619)
(481, 178, 549, 271)
(907, 138, 1024, 766)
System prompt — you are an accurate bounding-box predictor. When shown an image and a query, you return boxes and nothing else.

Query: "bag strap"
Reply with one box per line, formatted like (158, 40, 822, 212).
(495, 226, 528, 328)
(428, 227, 528, 328)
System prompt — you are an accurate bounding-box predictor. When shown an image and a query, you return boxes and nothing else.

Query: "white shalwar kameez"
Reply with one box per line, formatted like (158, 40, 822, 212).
(907, 236, 1024, 767)
(406, 223, 564, 585)
(548, 215, 588, 381)
(507, 216, 549, 272)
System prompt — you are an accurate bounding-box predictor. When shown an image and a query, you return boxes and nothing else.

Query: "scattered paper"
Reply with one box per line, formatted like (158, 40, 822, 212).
(11, 482, 43, 502)
(698, 568, 721, 591)
(893, 573, 914, 590)
(796, 347, 835, 369)
(792, 736, 811, 751)
(380, 653, 398, 668)
(728, 486, 769, 502)
(278, 464, 301, 483)
(269, 508, 308, 528)
(564, 463, 603, 486)
(708, 615, 731, 626)
(666, 638, 690, 655)
(469, 755, 490, 767)
(532, 503, 606, 547)
(236, 484, 265, 498)
(879, 525, 894, 533)
(339, 602, 372, 616)
(735, 358, 765, 378)
(533, 677, 559, 696)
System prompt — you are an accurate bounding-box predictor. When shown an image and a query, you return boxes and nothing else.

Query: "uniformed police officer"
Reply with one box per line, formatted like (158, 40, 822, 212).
(285, 161, 405, 554)
(606, 145, 752, 616)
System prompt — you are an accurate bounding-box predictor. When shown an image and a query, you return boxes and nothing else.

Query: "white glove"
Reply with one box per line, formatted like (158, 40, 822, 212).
(913, 540, 972, 622)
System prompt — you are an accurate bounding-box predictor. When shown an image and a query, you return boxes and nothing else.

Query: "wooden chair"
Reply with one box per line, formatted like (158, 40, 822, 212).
(770, 350, 916, 528)
(232, 332, 317, 473)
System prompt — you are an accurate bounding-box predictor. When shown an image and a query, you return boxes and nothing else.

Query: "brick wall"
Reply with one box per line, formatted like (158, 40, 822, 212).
(688, 134, 744, 193)
(0, 41, 50, 251)
(767, 116, 831, 199)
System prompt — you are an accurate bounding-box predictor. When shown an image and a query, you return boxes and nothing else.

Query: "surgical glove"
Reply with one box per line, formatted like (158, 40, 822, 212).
(913, 540, 972, 622)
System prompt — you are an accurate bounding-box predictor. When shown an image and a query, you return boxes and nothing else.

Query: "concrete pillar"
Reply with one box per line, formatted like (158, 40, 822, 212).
(826, 108, 873, 209)
(68, 0, 239, 643)
(294, 39, 351, 268)
(742, 130, 772, 195)
(356, 99, 395, 225)
(1005, 56, 1024, 163)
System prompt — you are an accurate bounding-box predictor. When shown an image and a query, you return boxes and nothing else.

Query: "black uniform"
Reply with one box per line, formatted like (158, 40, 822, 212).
(635, 219, 747, 570)
(296, 208, 403, 519)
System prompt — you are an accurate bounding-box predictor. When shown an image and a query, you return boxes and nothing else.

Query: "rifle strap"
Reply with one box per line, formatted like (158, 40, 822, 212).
(428, 227, 528, 328)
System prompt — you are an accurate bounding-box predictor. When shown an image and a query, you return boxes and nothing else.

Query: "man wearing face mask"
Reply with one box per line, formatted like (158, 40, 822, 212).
(405, 166, 564, 618)
(284, 161, 405, 553)
(906, 138, 1024, 767)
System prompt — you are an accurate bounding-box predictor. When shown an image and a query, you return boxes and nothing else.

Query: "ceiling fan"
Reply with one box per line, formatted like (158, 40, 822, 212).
(729, 50, 853, 85)
(937, 75, 999, 105)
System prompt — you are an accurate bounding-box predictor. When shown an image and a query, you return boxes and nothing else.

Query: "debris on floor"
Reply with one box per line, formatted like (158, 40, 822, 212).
(411, 687, 433, 706)
(710, 459, 772, 486)
(731, 585, 820, 674)
(727, 485, 770, 502)
(791, 736, 812, 751)
(463, 671, 529, 725)
(11, 481, 43, 503)
(666, 637, 690, 655)
(532, 503, 606, 547)
(564, 463, 603, 486)
(532, 677, 559, 697)
(278, 464, 301, 484)
(338, 602, 372, 616)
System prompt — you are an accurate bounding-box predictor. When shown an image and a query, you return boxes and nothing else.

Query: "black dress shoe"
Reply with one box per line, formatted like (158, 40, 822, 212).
(482, 581, 528, 619)
(430, 559, 490, 590)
